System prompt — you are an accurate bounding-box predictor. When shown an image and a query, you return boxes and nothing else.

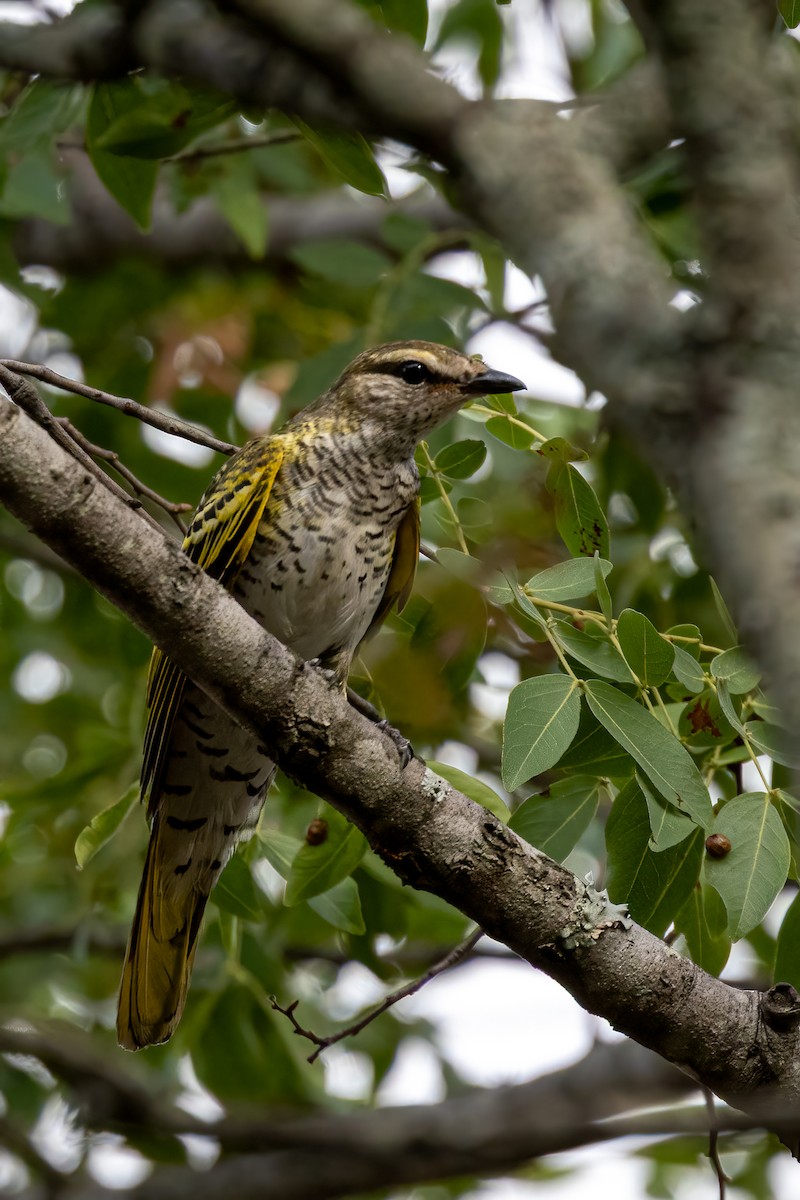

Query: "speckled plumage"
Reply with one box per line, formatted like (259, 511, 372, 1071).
(117, 340, 525, 1050)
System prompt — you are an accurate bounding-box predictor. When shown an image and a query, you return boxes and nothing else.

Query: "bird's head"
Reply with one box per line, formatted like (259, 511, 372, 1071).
(312, 340, 525, 453)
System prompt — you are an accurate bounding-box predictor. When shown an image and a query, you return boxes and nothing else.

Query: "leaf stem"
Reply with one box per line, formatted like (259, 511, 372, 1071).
(419, 441, 469, 555)
(466, 402, 549, 445)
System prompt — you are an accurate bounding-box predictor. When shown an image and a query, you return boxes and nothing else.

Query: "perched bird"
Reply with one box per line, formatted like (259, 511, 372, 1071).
(117, 339, 525, 1050)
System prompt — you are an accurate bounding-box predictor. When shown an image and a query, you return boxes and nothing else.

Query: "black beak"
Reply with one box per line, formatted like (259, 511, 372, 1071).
(462, 367, 526, 395)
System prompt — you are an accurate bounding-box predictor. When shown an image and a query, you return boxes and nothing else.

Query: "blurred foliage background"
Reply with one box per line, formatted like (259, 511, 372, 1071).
(0, 1, 796, 1197)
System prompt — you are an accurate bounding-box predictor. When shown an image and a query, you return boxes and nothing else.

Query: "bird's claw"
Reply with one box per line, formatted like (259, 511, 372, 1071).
(376, 718, 415, 769)
(307, 657, 340, 689)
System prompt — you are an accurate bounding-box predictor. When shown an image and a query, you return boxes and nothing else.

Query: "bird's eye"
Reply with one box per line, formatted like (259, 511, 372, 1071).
(399, 361, 431, 385)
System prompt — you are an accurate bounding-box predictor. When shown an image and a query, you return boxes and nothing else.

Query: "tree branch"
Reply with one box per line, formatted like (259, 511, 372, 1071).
(637, 0, 800, 743)
(1, 392, 799, 1147)
(271, 928, 483, 1062)
(1, 360, 235, 456)
(0, 1023, 746, 1200)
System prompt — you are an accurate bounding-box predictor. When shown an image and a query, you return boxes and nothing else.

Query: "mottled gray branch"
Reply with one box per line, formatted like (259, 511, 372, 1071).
(638, 0, 800, 747)
(0, 1024, 749, 1200)
(14, 164, 463, 275)
(1, 390, 800, 1151)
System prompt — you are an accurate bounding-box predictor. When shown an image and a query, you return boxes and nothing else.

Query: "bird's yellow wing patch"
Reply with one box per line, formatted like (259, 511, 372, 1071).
(365, 498, 420, 640)
(141, 438, 284, 808)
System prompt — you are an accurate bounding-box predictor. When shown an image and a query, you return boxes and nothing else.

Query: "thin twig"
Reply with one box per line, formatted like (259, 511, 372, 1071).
(0, 365, 163, 534)
(0, 923, 127, 960)
(56, 416, 192, 534)
(0, 360, 236, 456)
(704, 1087, 729, 1200)
(271, 928, 484, 1063)
(166, 130, 301, 163)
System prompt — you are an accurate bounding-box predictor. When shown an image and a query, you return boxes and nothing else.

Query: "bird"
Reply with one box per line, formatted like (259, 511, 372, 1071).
(117, 339, 525, 1050)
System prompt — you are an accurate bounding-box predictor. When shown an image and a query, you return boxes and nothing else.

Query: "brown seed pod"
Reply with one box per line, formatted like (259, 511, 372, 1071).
(705, 833, 732, 859)
(306, 817, 329, 846)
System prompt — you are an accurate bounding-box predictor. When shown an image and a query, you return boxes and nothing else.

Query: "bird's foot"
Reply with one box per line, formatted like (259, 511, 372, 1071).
(376, 718, 415, 769)
(346, 687, 415, 768)
(307, 657, 341, 689)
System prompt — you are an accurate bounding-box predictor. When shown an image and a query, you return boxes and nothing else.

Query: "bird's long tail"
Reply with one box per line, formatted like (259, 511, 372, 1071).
(116, 815, 208, 1052)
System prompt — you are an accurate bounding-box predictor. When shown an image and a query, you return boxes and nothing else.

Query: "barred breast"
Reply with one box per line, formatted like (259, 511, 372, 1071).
(233, 433, 419, 672)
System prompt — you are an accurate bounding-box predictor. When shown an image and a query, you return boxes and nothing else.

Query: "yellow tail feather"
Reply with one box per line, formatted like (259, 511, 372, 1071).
(116, 817, 207, 1051)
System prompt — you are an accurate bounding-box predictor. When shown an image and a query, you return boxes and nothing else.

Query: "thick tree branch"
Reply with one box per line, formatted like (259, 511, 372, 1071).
(13, 167, 462, 275)
(0, 1025, 755, 1200)
(1, 390, 799, 1148)
(639, 0, 800, 741)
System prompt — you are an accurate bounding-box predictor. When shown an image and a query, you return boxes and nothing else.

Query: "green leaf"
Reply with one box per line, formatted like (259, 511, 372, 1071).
(428, 760, 509, 821)
(778, 0, 800, 29)
(674, 882, 730, 976)
(308, 876, 366, 934)
(294, 119, 387, 196)
(537, 436, 588, 464)
(435, 0, 504, 87)
(552, 622, 634, 683)
(637, 773, 696, 852)
(546, 461, 610, 558)
(285, 807, 368, 905)
(775, 890, 800, 988)
(213, 853, 263, 920)
(501, 674, 582, 790)
(380, 0, 428, 43)
(191, 982, 313, 1106)
(484, 414, 534, 450)
(257, 828, 304, 879)
(509, 579, 548, 632)
(470, 231, 506, 313)
(744, 721, 800, 769)
(709, 577, 737, 644)
(714, 680, 747, 739)
(705, 793, 791, 939)
(616, 608, 674, 688)
(74, 782, 138, 869)
(593, 553, 613, 624)
(87, 82, 158, 229)
(671, 645, 706, 694)
(584, 679, 713, 829)
(710, 647, 760, 695)
(666, 623, 702, 660)
(435, 439, 487, 480)
(606, 778, 704, 935)
(290, 238, 391, 286)
(211, 163, 269, 259)
(0, 150, 70, 224)
(419, 475, 448, 504)
(524, 557, 612, 604)
(509, 775, 604, 861)
(0, 80, 83, 153)
(557, 706, 634, 777)
(95, 82, 236, 158)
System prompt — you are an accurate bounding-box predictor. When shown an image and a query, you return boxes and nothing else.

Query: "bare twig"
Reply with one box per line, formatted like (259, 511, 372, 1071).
(272, 928, 483, 1062)
(167, 129, 301, 163)
(0, 360, 236, 457)
(0, 365, 163, 534)
(56, 417, 192, 534)
(0, 923, 127, 961)
(704, 1087, 730, 1200)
